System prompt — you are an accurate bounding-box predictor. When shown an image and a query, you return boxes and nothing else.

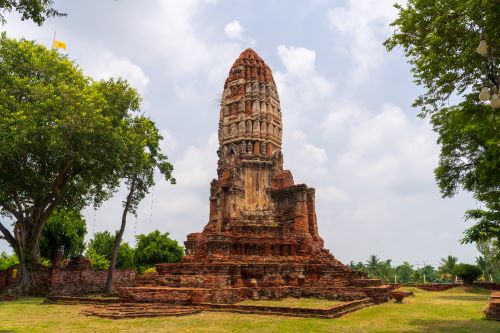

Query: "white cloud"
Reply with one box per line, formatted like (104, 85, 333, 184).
(274, 45, 335, 134)
(83, 51, 150, 94)
(224, 20, 244, 40)
(285, 130, 329, 184)
(332, 103, 438, 192)
(327, 0, 398, 85)
(277, 45, 316, 75)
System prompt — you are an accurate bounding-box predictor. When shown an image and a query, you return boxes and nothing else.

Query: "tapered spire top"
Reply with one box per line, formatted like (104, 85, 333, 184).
(224, 48, 275, 88)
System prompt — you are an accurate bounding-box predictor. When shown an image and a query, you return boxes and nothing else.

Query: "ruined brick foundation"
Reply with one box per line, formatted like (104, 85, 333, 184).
(119, 48, 392, 305)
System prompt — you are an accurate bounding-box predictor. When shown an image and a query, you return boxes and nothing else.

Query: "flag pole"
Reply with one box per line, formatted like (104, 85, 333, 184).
(52, 31, 56, 50)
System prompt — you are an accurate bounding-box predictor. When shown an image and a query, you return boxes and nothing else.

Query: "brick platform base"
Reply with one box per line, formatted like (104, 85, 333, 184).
(81, 298, 375, 319)
(485, 292, 500, 321)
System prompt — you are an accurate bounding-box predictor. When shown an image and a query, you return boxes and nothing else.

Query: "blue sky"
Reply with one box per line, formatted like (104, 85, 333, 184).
(0, 0, 479, 267)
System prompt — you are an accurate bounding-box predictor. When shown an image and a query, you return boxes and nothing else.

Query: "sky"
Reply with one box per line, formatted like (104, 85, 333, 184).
(0, 0, 480, 267)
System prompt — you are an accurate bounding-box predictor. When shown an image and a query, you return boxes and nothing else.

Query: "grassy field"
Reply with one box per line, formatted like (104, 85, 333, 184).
(0, 287, 498, 333)
(238, 297, 343, 308)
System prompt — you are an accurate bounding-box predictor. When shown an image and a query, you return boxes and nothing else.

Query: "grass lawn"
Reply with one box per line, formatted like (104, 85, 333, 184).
(0, 287, 498, 333)
(237, 297, 344, 308)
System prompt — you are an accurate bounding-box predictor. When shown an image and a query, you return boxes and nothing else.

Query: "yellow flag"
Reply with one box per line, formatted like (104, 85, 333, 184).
(53, 39, 67, 50)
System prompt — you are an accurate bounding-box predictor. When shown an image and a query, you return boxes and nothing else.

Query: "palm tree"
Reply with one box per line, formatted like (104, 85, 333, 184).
(366, 254, 381, 278)
(476, 256, 491, 282)
(439, 255, 458, 283)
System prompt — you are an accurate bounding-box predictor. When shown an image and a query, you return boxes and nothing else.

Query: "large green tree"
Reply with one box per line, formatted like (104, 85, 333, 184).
(0, 0, 64, 25)
(0, 34, 140, 292)
(105, 117, 175, 293)
(40, 208, 86, 263)
(134, 230, 183, 273)
(385, 0, 500, 247)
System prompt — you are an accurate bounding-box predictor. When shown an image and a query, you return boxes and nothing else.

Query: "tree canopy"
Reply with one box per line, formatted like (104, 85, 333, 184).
(0, 0, 64, 25)
(385, 0, 500, 247)
(40, 208, 86, 262)
(0, 33, 144, 292)
(134, 230, 183, 273)
(86, 231, 134, 270)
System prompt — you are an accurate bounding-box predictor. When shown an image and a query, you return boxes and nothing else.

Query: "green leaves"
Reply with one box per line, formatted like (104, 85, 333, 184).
(40, 208, 87, 261)
(0, 0, 65, 25)
(386, 1, 500, 245)
(85, 231, 135, 269)
(385, 0, 500, 116)
(431, 94, 499, 244)
(134, 230, 183, 273)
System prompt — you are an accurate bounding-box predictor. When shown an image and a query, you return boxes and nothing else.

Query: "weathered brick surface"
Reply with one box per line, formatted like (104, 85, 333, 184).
(485, 292, 500, 321)
(81, 298, 374, 319)
(0, 258, 135, 296)
(121, 49, 392, 305)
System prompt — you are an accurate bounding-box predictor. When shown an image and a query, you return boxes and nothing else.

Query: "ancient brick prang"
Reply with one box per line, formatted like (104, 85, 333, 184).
(119, 48, 392, 304)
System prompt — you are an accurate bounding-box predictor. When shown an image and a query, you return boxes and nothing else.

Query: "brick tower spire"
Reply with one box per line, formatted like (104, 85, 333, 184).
(219, 48, 282, 157)
(119, 49, 392, 306)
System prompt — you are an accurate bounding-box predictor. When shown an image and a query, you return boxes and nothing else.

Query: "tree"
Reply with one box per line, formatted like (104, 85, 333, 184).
(349, 261, 367, 273)
(86, 248, 109, 270)
(385, 0, 500, 245)
(431, 95, 500, 246)
(453, 263, 482, 284)
(476, 239, 500, 282)
(134, 230, 183, 273)
(0, 251, 18, 270)
(476, 256, 491, 281)
(395, 262, 414, 284)
(85, 231, 134, 270)
(0, 0, 64, 25)
(378, 259, 395, 283)
(0, 34, 140, 292)
(105, 116, 175, 293)
(439, 255, 459, 282)
(39, 208, 86, 263)
(366, 254, 381, 278)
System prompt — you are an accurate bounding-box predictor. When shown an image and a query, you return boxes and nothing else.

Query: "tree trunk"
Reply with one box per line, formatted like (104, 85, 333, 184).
(14, 219, 44, 294)
(105, 176, 136, 294)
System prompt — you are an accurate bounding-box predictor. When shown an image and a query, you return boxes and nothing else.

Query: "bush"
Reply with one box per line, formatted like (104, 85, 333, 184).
(134, 230, 184, 273)
(0, 252, 18, 270)
(453, 264, 482, 284)
(86, 231, 135, 269)
(40, 208, 87, 262)
(143, 267, 157, 275)
(86, 248, 110, 270)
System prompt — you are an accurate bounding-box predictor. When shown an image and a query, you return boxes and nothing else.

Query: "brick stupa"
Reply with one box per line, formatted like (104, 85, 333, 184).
(119, 49, 392, 304)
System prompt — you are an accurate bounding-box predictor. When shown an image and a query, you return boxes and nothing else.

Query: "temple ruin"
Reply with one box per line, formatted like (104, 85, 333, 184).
(119, 48, 392, 304)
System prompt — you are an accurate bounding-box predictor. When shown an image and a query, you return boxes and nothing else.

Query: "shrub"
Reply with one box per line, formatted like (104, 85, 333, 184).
(86, 231, 135, 269)
(453, 264, 482, 284)
(134, 230, 184, 273)
(0, 252, 18, 270)
(143, 267, 157, 275)
(86, 248, 110, 270)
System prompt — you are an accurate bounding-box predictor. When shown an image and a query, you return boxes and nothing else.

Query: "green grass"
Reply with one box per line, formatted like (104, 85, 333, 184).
(0, 287, 498, 332)
(238, 297, 344, 308)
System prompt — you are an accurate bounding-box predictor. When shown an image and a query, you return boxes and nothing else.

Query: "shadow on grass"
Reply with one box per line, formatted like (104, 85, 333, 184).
(407, 319, 499, 333)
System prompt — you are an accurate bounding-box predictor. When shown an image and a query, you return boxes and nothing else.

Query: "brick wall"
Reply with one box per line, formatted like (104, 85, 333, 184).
(0, 260, 135, 296)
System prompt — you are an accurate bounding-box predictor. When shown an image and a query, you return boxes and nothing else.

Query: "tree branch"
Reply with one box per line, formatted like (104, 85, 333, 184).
(0, 220, 18, 250)
(13, 191, 24, 220)
(0, 201, 20, 220)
